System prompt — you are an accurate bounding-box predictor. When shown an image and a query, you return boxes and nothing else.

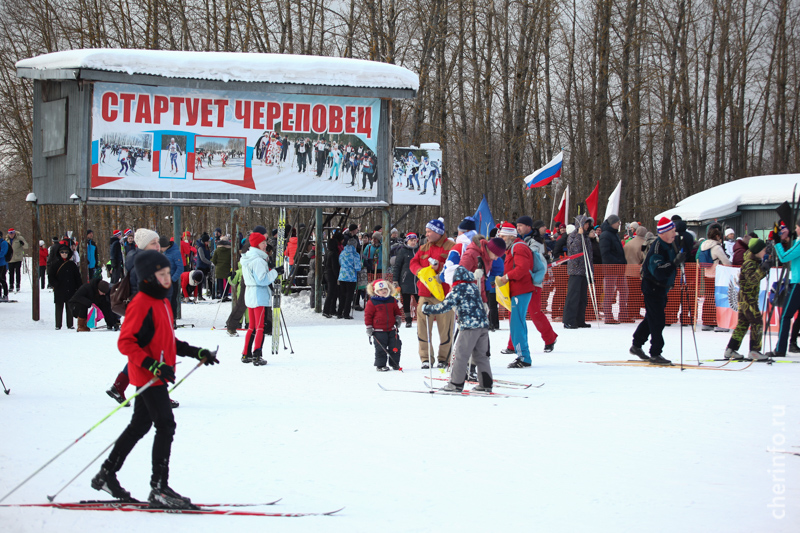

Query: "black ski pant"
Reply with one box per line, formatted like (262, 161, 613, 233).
(632, 279, 669, 358)
(323, 271, 339, 315)
(563, 274, 589, 327)
(373, 330, 402, 368)
(0, 265, 7, 298)
(39, 266, 46, 289)
(487, 290, 500, 329)
(55, 301, 74, 329)
(401, 293, 415, 324)
(337, 281, 356, 317)
(105, 385, 175, 480)
(7, 261, 21, 291)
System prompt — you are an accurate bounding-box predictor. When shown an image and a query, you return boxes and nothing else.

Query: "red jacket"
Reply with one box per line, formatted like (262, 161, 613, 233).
(504, 238, 535, 296)
(409, 235, 454, 298)
(39, 247, 48, 266)
(180, 240, 196, 267)
(460, 237, 492, 303)
(284, 236, 298, 266)
(364, 296, 403, 331)
(118, 291, 181, 387)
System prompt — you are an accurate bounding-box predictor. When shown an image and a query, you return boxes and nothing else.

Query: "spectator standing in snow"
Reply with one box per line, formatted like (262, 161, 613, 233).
(34, 240, 48, 288)
(409, 219, 456, 369)
(723, 228, 736, 260)
(337, 237, 362, 319)
(629, 218, 685, 365)
(599, 215, 631, 323)
(392, 232, 419, 327)
(194, 233, 213, 299)
(322, 232, 344, 318)
(49, 244, 82, 329)
(109, 230, 124, 284)
(767, 223, 800, 358)
(697, 225, 731, 331)
(365, 279, 403, 371)
(0, 230, 9, 300)
(240, 232, 281, 366)
(5, 229, 28, 293)
(624, 225, 648, 321)
(211, 236, 232, 300)
(86, 230, 99, 281)
(563, 215, 594, 329)
(731, 232, 758, 266)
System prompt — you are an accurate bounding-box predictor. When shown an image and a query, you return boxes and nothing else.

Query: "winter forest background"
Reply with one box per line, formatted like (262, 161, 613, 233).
(0, 0, 797, 241)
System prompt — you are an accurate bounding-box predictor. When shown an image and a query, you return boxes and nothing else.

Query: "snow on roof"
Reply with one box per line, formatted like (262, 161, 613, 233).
(655, 174, 800, 222)
(16, 49, 419, 92)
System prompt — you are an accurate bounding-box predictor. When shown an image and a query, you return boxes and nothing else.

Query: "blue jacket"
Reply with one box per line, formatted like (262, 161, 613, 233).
(642, 236, 678, 290)
(86, 239, 98, 269)
(241, 247, 278, 308)
(775, 239, 800, 283)
(422, 266, 488, 329)
(164, 242, 184, 283)
(363, 243, 382, 271)
(338, 244, 362, 282)
(0, 239, 7, 267)
(194, 239, 212, 270)
(486, 257, 504, 293)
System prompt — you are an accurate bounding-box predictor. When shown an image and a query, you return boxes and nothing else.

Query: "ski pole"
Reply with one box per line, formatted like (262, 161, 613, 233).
(0, 374, 9, 394)
(280, 310, 294, 354)
(0, 376, 159, 504)
(372, 334, 402, 371)
(211, 279, 230, 329)
(44, 354, 213, 503)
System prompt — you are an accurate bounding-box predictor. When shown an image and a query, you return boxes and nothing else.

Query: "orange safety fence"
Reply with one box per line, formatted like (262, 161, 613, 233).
(364, 264, 742, 327)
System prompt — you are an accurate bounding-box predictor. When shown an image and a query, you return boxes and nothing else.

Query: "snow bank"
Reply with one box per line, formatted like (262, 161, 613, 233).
(656, 174, 800, 222)
(16, 49, 420, 91)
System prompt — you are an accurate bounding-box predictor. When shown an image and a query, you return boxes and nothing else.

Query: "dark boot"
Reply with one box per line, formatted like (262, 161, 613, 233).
(91, 460, 134, 501)
(148, 460, 197, 510)
(106, 372, 131, 407)
(241, 334, 256, 363)
(252, 349, 268, 366)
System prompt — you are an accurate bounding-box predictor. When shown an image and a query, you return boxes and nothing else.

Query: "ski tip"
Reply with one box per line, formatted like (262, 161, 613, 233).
(324, 506, 345, 515)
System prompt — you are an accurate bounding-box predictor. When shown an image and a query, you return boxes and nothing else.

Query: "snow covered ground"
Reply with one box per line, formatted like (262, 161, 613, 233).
(1, 267, 798, 532)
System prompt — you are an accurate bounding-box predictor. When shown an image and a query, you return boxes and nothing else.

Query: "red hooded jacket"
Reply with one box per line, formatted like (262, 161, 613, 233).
(409, 234, 454, 298)
(503, 238, 535, 296)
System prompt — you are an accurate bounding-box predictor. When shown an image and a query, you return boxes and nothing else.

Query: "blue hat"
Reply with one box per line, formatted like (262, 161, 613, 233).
(458, 216, 477, 232)
(516, 215, 534, 228)
(426, 219, 445, 236)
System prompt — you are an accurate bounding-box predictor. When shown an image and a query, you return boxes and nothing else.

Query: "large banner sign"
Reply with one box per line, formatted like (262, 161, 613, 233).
(392, 144, 442, 206)
(91, 82, 381, 198)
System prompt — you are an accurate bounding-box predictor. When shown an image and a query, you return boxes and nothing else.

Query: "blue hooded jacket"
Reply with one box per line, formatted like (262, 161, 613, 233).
(423, 266, 489, 330)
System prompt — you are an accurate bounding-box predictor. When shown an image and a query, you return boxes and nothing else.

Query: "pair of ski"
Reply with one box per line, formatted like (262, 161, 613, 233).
(379, 381, 541, 398)
(1, 498, 343, 517)
(425, 375, 536, 390)
(585, 360, 754, 371)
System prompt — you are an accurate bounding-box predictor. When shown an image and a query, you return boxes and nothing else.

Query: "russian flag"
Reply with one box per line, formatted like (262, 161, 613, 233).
(524, 152, 563, 188)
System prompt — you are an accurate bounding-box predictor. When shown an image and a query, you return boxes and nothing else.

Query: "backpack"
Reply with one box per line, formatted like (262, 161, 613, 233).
(3, 241, 11, 263)
(109, 271, 132, 316)
(696, 246, 713, 264)
(511, 242, 547, 286)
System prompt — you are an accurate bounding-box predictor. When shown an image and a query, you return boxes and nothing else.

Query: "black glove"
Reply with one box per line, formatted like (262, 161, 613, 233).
(197, 347, 220, 365)
(673, 252, 686, 268)
(274, 265, 285, 275)
(366, 326, 374, 337)
(142, 357, 175, 383)
(395, 315, 402, 329)
(763, 256, 775, 269)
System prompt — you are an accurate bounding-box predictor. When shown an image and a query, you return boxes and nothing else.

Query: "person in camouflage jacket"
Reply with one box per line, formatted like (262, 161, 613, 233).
(422, 265, 493, 392)
(724, 239, 770, 360)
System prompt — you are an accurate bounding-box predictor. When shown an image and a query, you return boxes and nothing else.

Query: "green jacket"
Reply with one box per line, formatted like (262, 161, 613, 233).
(211, 242, 232, 279)
(738, 250, 767, 307)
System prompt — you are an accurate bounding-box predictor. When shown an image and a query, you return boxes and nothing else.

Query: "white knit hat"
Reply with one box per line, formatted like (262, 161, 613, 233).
(134, 228, 160, 250)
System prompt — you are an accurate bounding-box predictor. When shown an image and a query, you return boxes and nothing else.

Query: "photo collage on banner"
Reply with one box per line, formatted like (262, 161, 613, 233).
(392, 143, 442, 206)
(90, 82, 381, 198)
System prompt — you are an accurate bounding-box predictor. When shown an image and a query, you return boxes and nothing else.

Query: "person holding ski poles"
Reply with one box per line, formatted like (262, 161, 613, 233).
(767, 222, 800, 358)
(239, 231, 282, 366)
(365, 279, 403, 371)
(91, 250, 219, 509)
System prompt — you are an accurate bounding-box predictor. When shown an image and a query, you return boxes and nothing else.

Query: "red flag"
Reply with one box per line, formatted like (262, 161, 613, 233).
(553, 186, 569, 225)
(585, 181, 600, 222)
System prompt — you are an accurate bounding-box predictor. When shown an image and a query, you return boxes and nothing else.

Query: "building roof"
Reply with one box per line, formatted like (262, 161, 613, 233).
(655, 174, 800, 222)
(16, 49, 419, 92)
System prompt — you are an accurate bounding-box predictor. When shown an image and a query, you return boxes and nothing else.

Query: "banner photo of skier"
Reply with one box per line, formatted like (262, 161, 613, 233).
(90, 82, 380, 198)
(392, 143, 442, 206)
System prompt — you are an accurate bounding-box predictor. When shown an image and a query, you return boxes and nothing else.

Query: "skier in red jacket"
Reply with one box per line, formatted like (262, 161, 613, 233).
(91, 250, 219, 509)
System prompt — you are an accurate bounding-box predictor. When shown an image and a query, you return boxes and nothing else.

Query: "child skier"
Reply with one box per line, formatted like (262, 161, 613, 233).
(724, 238, 771, 360)
(422, 265, 493, 392)
(365, 279, 403, 371)
(91, 250, 219, 509)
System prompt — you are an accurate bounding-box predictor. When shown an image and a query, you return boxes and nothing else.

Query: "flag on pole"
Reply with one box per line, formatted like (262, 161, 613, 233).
(585, 181, 600, 222)
(553, 186, 569, 226)
(603, 180, 622, 222)
(523, 152, 563, 188)
(473, 195, 496, 237)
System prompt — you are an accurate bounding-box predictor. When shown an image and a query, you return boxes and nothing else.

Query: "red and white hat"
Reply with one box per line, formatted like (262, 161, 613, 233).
(373, 279, 391, 293)
(657, 217, 675, 234)
(497, 222, 517, 237)
(124, 228, 133, 236)
(7, 228, 15, 233)
(112, 229, 122, 238)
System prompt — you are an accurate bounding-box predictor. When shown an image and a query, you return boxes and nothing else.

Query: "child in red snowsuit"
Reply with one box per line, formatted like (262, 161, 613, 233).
(364, 279, 403, 371)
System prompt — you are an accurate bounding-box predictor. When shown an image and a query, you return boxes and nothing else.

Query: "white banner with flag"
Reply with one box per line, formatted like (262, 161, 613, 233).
(714, 265, 780, 331)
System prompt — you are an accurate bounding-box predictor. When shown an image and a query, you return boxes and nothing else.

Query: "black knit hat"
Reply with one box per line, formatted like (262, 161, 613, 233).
(253, 225, 268, 235)
(134, 250, 170, 282)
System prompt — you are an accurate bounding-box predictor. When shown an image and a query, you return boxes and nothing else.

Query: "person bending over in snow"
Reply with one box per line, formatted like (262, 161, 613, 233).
(92, 250, 219, 509)
(365, 279, 403, 371)
(724, 238, 771, 361)
(422, 265, 493, 392)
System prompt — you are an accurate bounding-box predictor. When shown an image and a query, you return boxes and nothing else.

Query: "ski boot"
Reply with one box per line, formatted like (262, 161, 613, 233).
(148, 462, 197, 510)
(376, 366, 390, 372)
(723, 347, 742, 360)
(91, 464, 134, 501)
(252, 349, 268, 366)
(507, 358, 532, 368)
(441, 382, 464, 392)
(107, 372, 131, 407)
(544, 338, 557, 353)
(649, 354, 673, 366)
(629, 345, 649, 361)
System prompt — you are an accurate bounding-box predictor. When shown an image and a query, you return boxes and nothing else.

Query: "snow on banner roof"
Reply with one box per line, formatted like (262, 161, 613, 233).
(655, 174, 800, 222)
(15, 49, 420, 91)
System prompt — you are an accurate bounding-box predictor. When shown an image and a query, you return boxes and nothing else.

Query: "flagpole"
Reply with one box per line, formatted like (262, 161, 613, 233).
(550, 178, 561, 228)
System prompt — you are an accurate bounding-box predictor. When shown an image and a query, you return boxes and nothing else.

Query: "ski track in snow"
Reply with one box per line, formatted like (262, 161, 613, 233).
(1, 262, 798, 532)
